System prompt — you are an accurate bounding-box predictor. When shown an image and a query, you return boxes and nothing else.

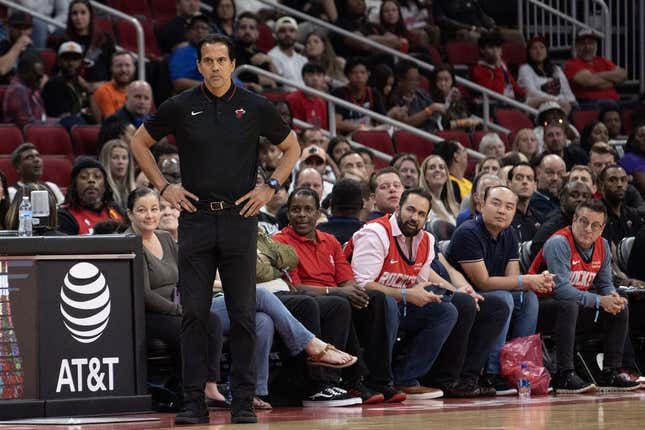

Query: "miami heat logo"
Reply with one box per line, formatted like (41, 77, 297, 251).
(235, 108, 246, 119)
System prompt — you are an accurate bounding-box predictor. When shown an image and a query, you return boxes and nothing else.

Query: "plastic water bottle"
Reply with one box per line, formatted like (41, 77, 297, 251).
(518, 362, 531, 400)
(18, 197, 32, 237)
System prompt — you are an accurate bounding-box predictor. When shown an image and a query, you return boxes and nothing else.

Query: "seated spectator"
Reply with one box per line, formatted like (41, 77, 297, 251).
(259, 178, 287, 236)
(368, 64, 395, 103)
(278, 167, 331, 229)
(507, 162, 540, 243)
(533, 101, 580, 152)
(398, 0, 440, 47)
(455, 172, 503, 226)
(429, 64, 482, 131)
(599, 165, 643, 249)
(580, 121, 609, 153)
(327, 136, 352, 166)
(419, 155, 461, 225)
(286, 62, 329, 130)
(275, 100, 294, 128)
(91, 51, 136, 120)
(98, 139, 136, 211)
(349, 187, 459, 399)
(57, 157, 123, 234)
(599, 107, 625, 140)
(211, 0, 236, 38)
(433, 140, 471, 200)
(317, 178, 365, 244)
(512, 128, 540, 162)
(531, 199, 639, 393)
(355, 147, 376, 177)
(331, 57, 387, 134)
(499, 151, 529, 167)
(233, 12, 278, 91)
(56, 0, 116, 92)
(471, 31, 525, 101)
(338, 151, 369, 182)
(107, 80, 153, 129)
(478, 133, 506, 159)
(258, 137, 283, 176)
(529, 180, 592, 261)
(376, 0, 430, 53)
(367, 167, 404, 220)
(475, 156, 501, 177)
(157, 0, 203, 54)
(42, 41, 93, 128)
(388, 61, 446, 132)
(268, 17, 308, 89)
(0, 11, 35, 85)
(568, 165, 596, 195)
(169, 14, 212, 93)
(3, 53, 49, 128)
(543, 122, 589, 170)
(304, 31, 346, 87)
(518, 35, 576, 114)
(298, 145, 334, 195)
(447, 185, 554, 395)
(7, 143, 65, 205)
(125, 187, 228, 408)
(0, 171, 8, 228)
(391, 153, 420, 189)
(158, 196, 180, 242)
(564, 29, 626, 110)
(5, 182, 63, 234)
(15, 1, 68, 49)
(96, 115, 136, 155)
(528, 153, 566, 220)
(620, 125, 645, 198)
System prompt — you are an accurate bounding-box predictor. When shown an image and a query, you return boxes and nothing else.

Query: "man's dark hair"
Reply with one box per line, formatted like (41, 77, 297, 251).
(394, 60, 418, 80)
(598, 164, 626, 183)
(11, 142, 37, 168)
(500, 151, 526, 167)
(151, 140, 179, 162)
(186, 13, 212, 30)
(598, 107, 621, 123)
(483, 185, 517, 202)
(344, 56, 368, 76)
(338, 150, 361, 166)
(97, 116, 131, 154)
(355, 146, 375, 162)
(197, 34, 236, 62)
(236, 11, 259, 26)
(302, 61, 325, 78)
(17, 52, 42, 76)
(432, 140, 460, 169)
(575, 198, 607, 221)
(508, 162, 535, 182)
(369, 166, 401, 193)
(287, 187, 320, 210)
(111, 50, 133, 66)
(478, 30, 504, 49)
(330, 178, 363, 216)
(399, 187, 432, 210)
(589, 141, 619, 162)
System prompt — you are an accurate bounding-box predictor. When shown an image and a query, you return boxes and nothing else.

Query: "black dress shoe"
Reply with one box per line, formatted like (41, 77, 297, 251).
(206, 397, 231, 409)
(231, 398, 257, 424)
(175, 405, 209, 425)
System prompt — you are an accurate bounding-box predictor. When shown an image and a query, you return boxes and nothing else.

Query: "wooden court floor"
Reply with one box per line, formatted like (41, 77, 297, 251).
(2, 391, 645, 429)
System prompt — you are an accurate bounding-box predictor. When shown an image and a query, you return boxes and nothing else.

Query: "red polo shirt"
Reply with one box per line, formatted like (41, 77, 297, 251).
(286, 90, 328, 130)
(564, 56, 619, 101)
(273, 225, 354, 287)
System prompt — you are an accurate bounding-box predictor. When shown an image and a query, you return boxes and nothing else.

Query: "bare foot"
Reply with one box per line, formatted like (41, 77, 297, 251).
(305, 338, 355, 365)
(204, 381, 226, 401)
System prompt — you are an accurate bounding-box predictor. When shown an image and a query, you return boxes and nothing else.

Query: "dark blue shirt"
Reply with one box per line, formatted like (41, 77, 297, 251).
(528, 190, 560, 221)
(446, 215, 519, 288)
(317, 216, 364, 246)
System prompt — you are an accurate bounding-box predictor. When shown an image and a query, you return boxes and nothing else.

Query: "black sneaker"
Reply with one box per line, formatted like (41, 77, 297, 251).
(231, 398, 257, 424)
(302, 386, 362, 407)
(481, 374, 517, 396)
(596, 368, 641, 392)
(175, 402, 209, 425)
(441, 379, 481, 398)
(552, 370, 596, 394)
(344, 381, 385, 404)
(364, 383, 407, 403)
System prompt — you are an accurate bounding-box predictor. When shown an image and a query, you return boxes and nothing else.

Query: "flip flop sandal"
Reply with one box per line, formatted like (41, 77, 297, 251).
(307, 343, 358, 369)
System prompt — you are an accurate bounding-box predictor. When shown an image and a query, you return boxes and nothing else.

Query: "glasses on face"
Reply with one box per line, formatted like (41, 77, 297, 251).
(575, 216, 604, 232)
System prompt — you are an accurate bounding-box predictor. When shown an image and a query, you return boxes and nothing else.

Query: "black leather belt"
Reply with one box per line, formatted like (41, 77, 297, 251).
(196, 201, 236, 211)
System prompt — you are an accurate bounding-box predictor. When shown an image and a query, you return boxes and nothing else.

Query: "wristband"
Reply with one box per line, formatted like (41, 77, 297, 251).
(159, 183, 170, 197)
(401, 287, 407, 318)
(518, 275, 524, 305)
(594, 295, 600, 323)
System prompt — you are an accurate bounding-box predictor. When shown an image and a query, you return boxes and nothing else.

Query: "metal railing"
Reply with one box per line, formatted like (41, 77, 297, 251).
(234, 64, 485, 161)
(250, 0, 538, 127)
(0, 0, 146, 81)
(604, 0, 644, 91)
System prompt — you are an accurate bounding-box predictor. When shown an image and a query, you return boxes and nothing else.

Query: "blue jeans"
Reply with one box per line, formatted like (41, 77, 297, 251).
(484, 290, 539, 375)
(394, 300, 458, 387)
(210, 288, 314, 395)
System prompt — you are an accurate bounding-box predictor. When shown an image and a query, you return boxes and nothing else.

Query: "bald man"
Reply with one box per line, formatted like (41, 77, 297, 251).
(528, 153, 567, 219)
(108, 80, 153, 128)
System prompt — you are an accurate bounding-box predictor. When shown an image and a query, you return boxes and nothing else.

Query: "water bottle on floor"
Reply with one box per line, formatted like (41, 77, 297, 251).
(518, 362, 531, 400)
(18, 197, 32, 237)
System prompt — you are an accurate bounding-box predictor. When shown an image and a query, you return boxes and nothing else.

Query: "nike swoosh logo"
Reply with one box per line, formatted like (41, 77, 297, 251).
(191, 110, 204, 116)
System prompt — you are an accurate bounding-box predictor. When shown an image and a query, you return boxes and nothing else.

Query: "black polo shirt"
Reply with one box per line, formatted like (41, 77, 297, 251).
(512, 206, 542, 243)
(602, 200, 643, 246)
(446, 215, 519, 289)
(144, 82, 291, 202)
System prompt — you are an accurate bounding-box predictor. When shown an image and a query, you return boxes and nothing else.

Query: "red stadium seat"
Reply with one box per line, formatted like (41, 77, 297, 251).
(427, 46, 442, 65)
(256, 23, 275, 53)
(24, 125, 74, 161)
(435, 130, 471, 148)
(96, 17, 115, 39)
(502, 42, 527, 76)
(41, 156, 73, 189)
(116, 17, 161, 59)
(351, 130, 395, 155)
(392, 130, 435, 162)
(0, 84, 8, 119)
(110, 0, 150, 16)
(445, 41, 479, 67)
(0, 125, 24, 155)
(39, 49, 57, 76)
(494, 109, 534, 133)
(71, 125, 100, 156)
(472, 130, 510, 151)
(0, 157, 17, 186)
(150, 0, 178, 20)
(622, 109, 634, 135)
(572, 109, 600, 132)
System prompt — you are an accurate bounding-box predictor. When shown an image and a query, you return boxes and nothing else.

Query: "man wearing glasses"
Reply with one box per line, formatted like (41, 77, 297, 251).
(530, 199, 639, 393)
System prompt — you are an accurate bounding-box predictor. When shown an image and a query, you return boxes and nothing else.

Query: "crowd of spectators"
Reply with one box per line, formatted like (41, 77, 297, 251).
(0, 0, 644, 412)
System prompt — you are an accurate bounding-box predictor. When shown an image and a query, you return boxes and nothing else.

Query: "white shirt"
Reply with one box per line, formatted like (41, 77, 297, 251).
(517, 63, 576, 104)
(9, 181, 65, 206)
(351, 213, 435, 288)
(268, 47, 308, 90)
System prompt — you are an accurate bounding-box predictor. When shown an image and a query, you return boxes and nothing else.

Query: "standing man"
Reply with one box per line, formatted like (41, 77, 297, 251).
(130, 34, 300, 424)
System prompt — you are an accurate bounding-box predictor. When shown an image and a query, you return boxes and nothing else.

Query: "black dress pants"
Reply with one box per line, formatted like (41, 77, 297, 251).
(178, 209, 257, 404)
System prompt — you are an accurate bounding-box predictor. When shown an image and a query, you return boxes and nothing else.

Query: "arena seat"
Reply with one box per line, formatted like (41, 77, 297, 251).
(109, 0, 150, 16)
(256, 23, 275, 53)
(617, 236, 635, 274)
(494, 109, 534, 133)
(0, 157, 17, 186)
(38, 49, 57, 76)
(392, 130, 434, 161)
(425, 218, 455, 241)
(351, 130, 395, 155)
(502, 41, 527, 76)
(427, 45, 442, 65)
(435, 130, 471, 148)
(621, 109, 634, 135)
(116, 17, 161, 59)
(0, 124, 24, 155)
(41, 156, 73, 189)
(24, 124, 74, 161)
(150, 0, 177, 20)
(71, 124, 100, 156)
(572, 109, 600, 132)
(519, 240, 533, 274)
(445, 41, 479, 68)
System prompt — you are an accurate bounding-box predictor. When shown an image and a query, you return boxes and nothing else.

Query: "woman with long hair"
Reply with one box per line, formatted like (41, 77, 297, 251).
(429, 64, 481, 131)
(512, 128, 540, 162)
(518, 35, 576, 114)
(211, 0, 236, 38)
(377, 0, 428, 53)
(304, 31, 347, 86)
(580, 120, 609, 153)
(99, 139, 136, 211)
(419, 155, 461, 225)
